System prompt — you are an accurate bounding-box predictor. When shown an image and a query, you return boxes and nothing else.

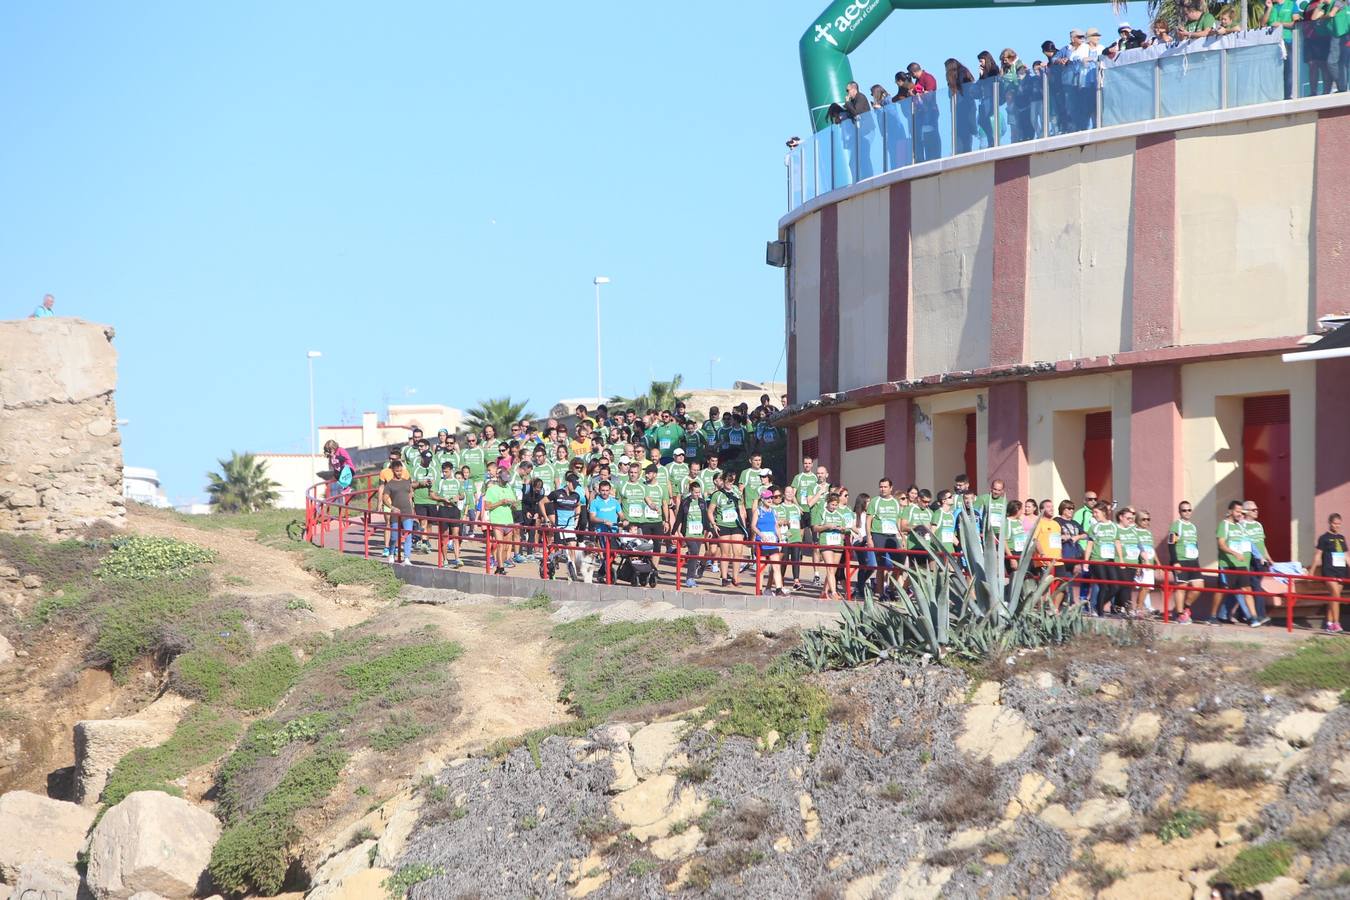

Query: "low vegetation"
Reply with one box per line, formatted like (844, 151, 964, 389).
(1258, 641, 1350, 693)
(95, 535, 216, 579)
(1213, 841, 1295, 890)
(207, 627, 463, 895)
(696, 666, 830, 754)
(100, 705, 242, 807)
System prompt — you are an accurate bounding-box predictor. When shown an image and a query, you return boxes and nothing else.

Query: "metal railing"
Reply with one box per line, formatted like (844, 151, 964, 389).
(786, 29, 1323, 212)
(304, 476, 1348, 632)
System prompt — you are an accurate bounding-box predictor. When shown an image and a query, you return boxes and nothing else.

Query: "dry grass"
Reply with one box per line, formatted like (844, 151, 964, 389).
(920, 763, 1000, 824)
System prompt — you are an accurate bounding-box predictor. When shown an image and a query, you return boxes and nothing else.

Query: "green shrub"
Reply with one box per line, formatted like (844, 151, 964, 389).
(173, 651, 232, 702)
(215, 713, 336, 822)
(209, 746, 348, 895)
(368, 716, 430, 752)
(300, 548, 401, 599)
(89, 574, 210, 678)
(229, 645, 301, 712)
(96, 536, 216, 580)
(383, 863, 446, 898)
(1156, 809, 1214, 844)
(698, 671, 830, 754)
(1212, 841, 1295, 890)
(102, 706, 241, 807)
(338, 641, 463, 700)
(518, 590, 553, 611)
(551, 615, 726, 720)
(1258, 642, 1350, 692)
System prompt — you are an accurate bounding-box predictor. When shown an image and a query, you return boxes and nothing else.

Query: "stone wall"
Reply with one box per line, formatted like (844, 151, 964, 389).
(0, 319, 124, 535)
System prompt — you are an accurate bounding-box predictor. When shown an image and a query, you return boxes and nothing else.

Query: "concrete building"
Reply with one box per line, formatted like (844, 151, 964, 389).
(123, 467, 170, 508)
(777, 97, 1350, 564)
(317, 404, 462, 451)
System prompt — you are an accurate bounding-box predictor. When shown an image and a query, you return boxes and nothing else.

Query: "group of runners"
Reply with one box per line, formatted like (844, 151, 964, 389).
(320, 403, 1347, 629)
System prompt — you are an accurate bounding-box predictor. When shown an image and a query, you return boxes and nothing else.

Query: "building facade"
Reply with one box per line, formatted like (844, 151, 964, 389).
(778, 98, 1350, 564)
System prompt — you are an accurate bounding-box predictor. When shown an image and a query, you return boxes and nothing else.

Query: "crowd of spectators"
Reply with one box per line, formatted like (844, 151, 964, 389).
(322, 403, 1348, 633)
(791, 0, 1348, 159)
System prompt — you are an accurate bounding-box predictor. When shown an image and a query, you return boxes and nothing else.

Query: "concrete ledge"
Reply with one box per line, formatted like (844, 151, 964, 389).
(393, 563, 813, 613)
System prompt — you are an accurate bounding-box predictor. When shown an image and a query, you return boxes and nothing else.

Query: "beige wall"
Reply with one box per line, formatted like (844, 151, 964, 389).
(1180, 356, 1314, 562)
(1176, 115, 1316, 345)
(255, 454, 327, 510)
(1026, 372, 1133, 503)
(793, 214, 822, 402)
(839, 407, 885, 496)
(913, 389, 986, 493)
(911, 164, 994, 376)
(1027, 140, 1136, 362)
(836, 190, 890, 393)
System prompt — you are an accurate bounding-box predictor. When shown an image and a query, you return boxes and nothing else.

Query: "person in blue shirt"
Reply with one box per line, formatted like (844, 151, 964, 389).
(587, 479, 621, 552)
(31, 294, 55, 318)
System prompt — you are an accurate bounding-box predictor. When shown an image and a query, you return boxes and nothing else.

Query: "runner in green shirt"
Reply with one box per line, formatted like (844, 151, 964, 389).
(864, 478, 904, 591)
(482, 470, 519, 574)
(903, 492, 935, 552)
(666, 449, 690, 496)
(617, 465, 651, 525)
(932, 491, 958, 552)
(649, 411, 684, 464)
(459, 434, 488, 491)
(698, 455, 723, 497)
(1084, 506, 1121, 616)
(429, 462, 467, 567)
(709, 471, 745, 587)
(1167, 500, 1202, 624)
(815, 492, 851, 601)
(1215, 500, 1265, 625)
(680, 420, 706, 464)
(777, 486, 806, 590)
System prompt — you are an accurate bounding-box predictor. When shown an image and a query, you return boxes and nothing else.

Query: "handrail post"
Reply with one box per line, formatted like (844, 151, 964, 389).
(1094, 62, 1103, 130)
(755, 540, 763, 596)
(675, 537, 684, 593)
(992, 79, 1001, 147)
(363, 509, 370, 559)
(843, 545, 853, 601)
(605, 537, 613, 585)
(485, 526, 492, 574)
(949, 91, 957, 154)
(541, 525, 550, 579)
(852, 119, 861, 183)
(1041, 71, 1051, 138)
(1161, 565, 1171, 624)
(1291, 27, 1302, 99)
(1154, 59, 1162, 120)
(1220, 47, 1230, 109)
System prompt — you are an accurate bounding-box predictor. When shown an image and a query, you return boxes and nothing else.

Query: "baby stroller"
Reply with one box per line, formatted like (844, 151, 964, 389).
(615, 534, 659, 587)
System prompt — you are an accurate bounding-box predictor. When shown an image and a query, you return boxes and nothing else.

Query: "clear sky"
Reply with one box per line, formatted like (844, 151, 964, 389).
(1, 1, 1129, 505)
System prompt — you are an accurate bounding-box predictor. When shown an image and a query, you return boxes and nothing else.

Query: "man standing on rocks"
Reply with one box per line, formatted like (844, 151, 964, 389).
(30, 293, 55, 318)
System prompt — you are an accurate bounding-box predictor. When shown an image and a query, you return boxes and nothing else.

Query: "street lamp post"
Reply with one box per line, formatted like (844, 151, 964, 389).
(307, 351, 322, 484)
(593, 277, 610, 402)
(709, 356, 720, 389)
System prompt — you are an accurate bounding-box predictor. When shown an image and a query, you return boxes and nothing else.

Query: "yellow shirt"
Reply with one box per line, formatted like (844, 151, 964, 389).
(1033, 517, 1063, 561)
(569, 438, 592, 458)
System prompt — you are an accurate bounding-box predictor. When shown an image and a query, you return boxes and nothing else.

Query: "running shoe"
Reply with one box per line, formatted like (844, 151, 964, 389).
(1249, 616, 1270, 628)
(451, 558, 464, 568)
(1324, 621, 1338, 633)
(494, 567, 506, 575)
(381, 547, 392, 558)
(1331, 622, 1345, 633)
(684, 578, 697, 588)
(1177, 611, 1192, 624)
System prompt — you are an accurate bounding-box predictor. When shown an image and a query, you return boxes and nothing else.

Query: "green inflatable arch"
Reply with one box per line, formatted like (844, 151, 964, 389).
(801, 0, 1091, 132)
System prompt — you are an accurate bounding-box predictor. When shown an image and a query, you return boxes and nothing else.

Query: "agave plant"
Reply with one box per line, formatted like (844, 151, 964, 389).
(797, 510, 1087, 671)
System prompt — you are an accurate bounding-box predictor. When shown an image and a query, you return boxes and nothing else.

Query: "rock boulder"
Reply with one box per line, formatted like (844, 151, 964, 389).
(10, 854, 82, 900)
(0, 790, 95, 881)
(74, 718, 176, 805)
(86, 791, 221, 900)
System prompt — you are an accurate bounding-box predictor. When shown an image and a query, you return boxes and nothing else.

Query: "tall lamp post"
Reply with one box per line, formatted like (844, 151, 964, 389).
(593, 277, 610, 402)
(709, 356, 720, 389)
(307, 351, 322, 484)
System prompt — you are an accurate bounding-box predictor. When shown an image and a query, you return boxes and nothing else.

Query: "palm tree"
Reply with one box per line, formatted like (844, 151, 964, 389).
(464, 396, 537, 435)
(206, 452, 281, 513)
(610, 374, 693, 413)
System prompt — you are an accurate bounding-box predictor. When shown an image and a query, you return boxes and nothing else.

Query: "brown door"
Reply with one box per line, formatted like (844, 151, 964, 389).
(1242, 395, 1291, 560)
(1084, 411, 1113, 500)
(964, 413, 978, 486)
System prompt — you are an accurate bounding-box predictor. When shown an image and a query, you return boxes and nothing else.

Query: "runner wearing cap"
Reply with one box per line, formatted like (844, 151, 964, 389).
(666, 448, 690, 500)
(709, 470, 746, 586)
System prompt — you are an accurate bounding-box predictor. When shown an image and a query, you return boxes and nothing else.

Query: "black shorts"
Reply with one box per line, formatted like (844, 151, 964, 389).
(414, 503, 438, 520)
(437, 505, 461, 524)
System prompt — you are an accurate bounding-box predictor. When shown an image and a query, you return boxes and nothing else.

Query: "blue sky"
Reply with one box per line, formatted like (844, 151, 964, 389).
(1, 1, 1129, 504)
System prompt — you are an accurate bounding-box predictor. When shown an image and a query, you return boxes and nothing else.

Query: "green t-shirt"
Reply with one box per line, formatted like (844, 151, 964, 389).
(811, 485, 834, 526)
(1217, 518, 1251, 567)
(983, 499, 1007, 535)
(650, 423, 684, 457)
(790, 472, 819, 506)
(1244, 520, 1268, 562)
(904, 503, 934, 549)
(1170, 519, 1200, 562)
(680, 430, 706, 462)
(666, 462, 690, 490)
(1088, 521, 1119, 562)
(698, 468, 722, 496)
(459, 446, 487, 480)
(682, 502, 706, 537)
(866, 496, 903, 536)
(483, 482, 516, 526)
(1182, 11, 1216, 31)
(1006, 518, 1027, 553)
(711, 488, 741, 530)
(410, 462, 436, 506)
(532, 461, 559, 493)
(433, 448, 459, 473)
(1117, 524, 1142, 564)
(933, 509, 957, 548)
(433, 476, 466, 507)
(743, 481, 764, 512)
(1268, 0, 1299, 39)
(617, 480, 652, 523)
(777, 502, 804, 542)
(816, 507, 851, 546)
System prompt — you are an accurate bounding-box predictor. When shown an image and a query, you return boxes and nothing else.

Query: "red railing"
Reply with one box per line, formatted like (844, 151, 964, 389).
(303, 477, 1348, 631)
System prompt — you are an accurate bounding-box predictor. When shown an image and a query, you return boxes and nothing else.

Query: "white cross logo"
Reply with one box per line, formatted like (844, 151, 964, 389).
(814, 24, 839, 46)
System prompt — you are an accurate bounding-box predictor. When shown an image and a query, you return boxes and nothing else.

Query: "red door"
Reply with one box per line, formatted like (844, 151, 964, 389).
(964, 413, 978, 487)
(1084, 411, 1113, 501)
(1243, 395, 1291, 560)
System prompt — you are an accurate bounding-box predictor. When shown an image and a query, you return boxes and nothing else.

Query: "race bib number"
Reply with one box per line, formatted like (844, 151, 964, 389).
(823, 532, 843, 547)
(686, 521, 703, 537)
(1141, 547, 1155, 561)
(1099, 544, 1115, 559)
(627, 503, 645, 518)
(1013, 535, 1027, 552)
(719, 509, 738, 526)
(1231, 539, 1251, 554)
(881, 520, 898, 535)
(1332, 551, 1347, 568)
(1048, 534, 1063, 550)
(941, 528, 956, 545)
(729, 432, 744, 446)
(1124, 546, 1140, 562)
(1182, 542, 1199, 559)
(788, 514, 800, 530)
(659, 438, 671, 450)
(988, 512, 1004, 530)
